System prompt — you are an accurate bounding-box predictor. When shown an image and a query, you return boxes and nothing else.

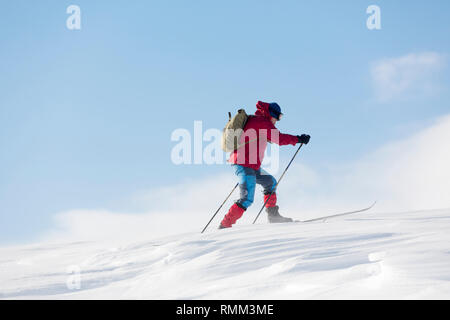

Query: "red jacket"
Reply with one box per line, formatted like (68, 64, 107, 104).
(228, 101, 298, 170)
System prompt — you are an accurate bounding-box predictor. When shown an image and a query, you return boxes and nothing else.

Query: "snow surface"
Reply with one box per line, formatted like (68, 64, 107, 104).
(1, 208, 450, 299)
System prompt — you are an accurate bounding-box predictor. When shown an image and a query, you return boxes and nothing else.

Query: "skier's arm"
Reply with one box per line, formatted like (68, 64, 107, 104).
(266, 123, 299, 146)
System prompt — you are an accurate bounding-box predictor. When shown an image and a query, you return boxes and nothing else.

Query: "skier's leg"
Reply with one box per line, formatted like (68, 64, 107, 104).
(235, 165, 257, 209)
(256, 168, 278, 208)
(220, 165, 256, 228)
(219, 203, 245, 229)
(256, 169, 293, 223)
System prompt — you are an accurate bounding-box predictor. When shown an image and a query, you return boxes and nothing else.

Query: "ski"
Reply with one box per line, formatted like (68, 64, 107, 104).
(294, 201, 377, 223)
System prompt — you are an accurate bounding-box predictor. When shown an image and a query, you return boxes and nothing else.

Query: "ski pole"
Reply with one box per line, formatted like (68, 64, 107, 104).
(252, 143, 304, 224)
(201, 182, 239, 233)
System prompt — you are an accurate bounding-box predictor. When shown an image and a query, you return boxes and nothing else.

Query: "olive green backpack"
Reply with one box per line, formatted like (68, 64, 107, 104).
(221, 109, 249, 152)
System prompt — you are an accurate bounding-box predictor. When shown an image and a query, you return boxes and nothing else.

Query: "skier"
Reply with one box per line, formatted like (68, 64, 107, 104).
(219, 101, 310, 229)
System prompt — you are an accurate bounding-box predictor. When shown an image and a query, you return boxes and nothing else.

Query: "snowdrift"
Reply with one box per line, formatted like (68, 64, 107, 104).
(1, 208, 450, 299)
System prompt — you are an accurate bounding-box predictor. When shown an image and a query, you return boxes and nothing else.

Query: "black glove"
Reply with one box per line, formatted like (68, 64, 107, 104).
(297, 134, 311, 145)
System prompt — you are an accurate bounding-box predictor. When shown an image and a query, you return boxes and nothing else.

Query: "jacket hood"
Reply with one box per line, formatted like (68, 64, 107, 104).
(254, 101, 273, 121)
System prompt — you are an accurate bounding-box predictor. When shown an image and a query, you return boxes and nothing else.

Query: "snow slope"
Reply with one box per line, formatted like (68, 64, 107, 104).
(1, 208, 450, 299)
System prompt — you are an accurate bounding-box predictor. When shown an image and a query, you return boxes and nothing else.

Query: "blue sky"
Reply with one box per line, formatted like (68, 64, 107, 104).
(1, 0, 450, 244)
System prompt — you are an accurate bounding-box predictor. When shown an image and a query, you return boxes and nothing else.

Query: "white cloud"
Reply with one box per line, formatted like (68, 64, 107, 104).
(43, 174, 238, 243)
(371, 52, 446, 102)
(42, 114, 450, 244)
(345, 113, 450, 211)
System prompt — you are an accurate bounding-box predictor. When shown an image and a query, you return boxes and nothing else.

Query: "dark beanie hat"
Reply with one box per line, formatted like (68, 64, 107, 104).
(269, 103, 283, 120)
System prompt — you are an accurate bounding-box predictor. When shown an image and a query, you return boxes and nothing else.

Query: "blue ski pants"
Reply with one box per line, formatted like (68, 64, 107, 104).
(233, 164, 277, 209)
